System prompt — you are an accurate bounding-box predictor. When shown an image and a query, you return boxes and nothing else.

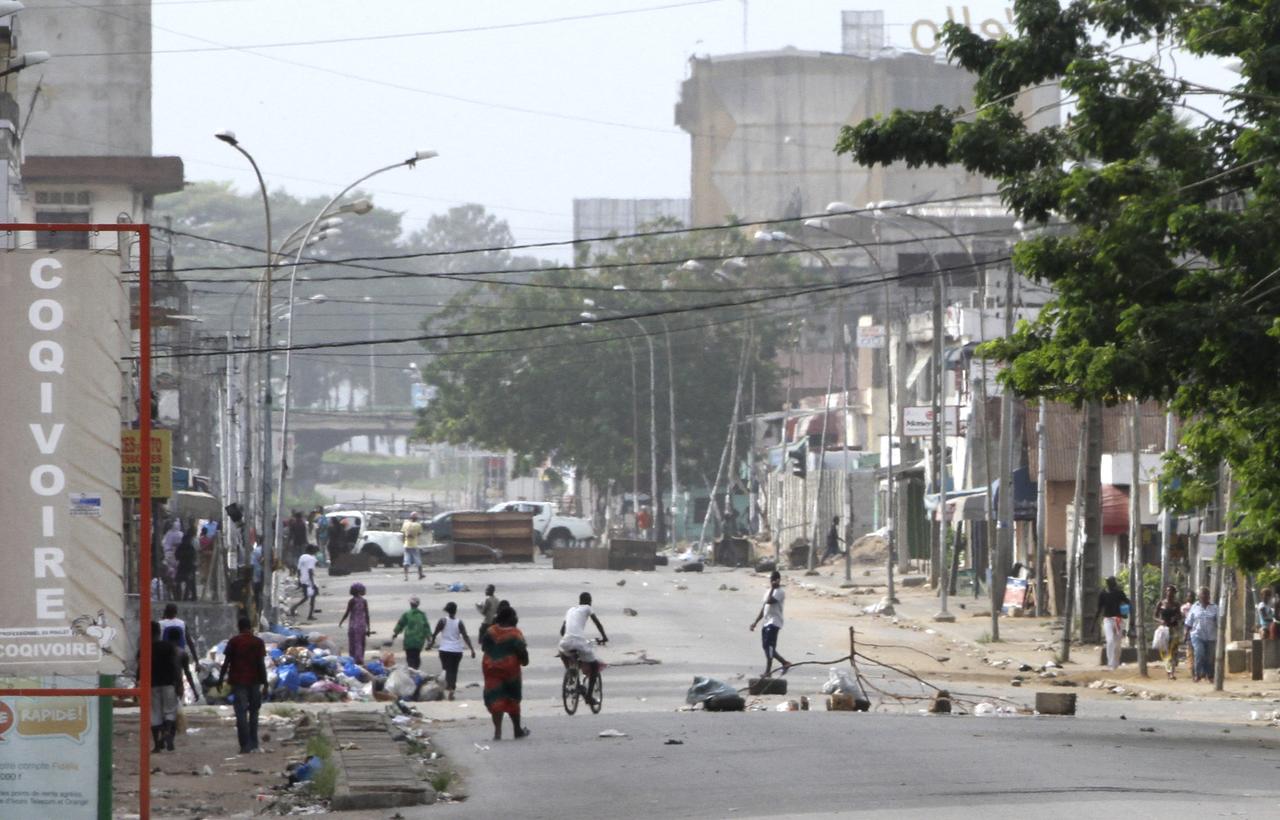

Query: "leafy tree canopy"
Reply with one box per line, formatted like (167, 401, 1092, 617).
(836, 0, 1280, 568)
(414, 221, 808, 490)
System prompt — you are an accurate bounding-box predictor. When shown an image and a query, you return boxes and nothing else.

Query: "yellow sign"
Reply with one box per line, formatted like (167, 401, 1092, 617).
(121, 428, 172, 498)
(13, 698, 90, 742)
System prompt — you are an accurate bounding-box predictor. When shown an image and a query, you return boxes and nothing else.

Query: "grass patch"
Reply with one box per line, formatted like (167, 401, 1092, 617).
(305, 732, 338, 800)
(975, 632, 995, 644)
(429, 769, 454, 793)
(268, 705, 300, 719)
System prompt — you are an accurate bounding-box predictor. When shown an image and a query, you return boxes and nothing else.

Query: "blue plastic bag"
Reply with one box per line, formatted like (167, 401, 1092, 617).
(277, 663, 300, 693)
(298, 671, 318, 688)
(365, 660, 386, 677)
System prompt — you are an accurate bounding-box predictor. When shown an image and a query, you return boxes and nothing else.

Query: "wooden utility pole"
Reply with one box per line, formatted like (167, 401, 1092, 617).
(930, 270, 944, 591)
(1061, 407, 1088, 661)
(1130, 401, 1148, 677)
(1080, 401, 1104, 643)
(1035, 399, 1048, 616)
(1214, 468, 1232, 691)
(993, 269, 1016, 639)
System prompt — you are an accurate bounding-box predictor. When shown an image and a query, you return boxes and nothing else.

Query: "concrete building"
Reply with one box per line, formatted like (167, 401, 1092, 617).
(674, 12, 1056, 227)
(573, 198, 692, 243)
(17, 0, 183, 245)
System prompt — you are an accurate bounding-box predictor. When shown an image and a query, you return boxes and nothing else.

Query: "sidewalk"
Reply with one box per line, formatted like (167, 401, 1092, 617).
(770, 558, 1280, 723)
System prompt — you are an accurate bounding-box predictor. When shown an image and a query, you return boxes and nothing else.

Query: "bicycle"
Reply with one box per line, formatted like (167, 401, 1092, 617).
(559, 640, 605, 715)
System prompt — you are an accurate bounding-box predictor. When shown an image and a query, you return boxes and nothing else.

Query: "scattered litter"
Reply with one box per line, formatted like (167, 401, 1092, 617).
(862, 599, 895, 616)
(598, 729, 629, 738)
(775, 700, 801, 712)
(664, 739, 684, 745)
(675, 584, 688, 591)
(200, 765, 214, 777)
(473, 743, 490, 751)
(617, 579, 626, 586)
(623, 608, 638, 616)
(973, 702, 996, 716)
(1139, 727, 1156, 733)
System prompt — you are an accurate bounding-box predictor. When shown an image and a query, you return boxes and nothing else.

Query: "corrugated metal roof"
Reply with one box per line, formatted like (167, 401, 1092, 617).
(1026, 402, 1175, 483)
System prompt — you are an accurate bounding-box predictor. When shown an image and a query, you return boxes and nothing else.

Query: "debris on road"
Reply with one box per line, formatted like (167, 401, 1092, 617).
(598, 729, 629, 739)
(623, 607, 638, 616)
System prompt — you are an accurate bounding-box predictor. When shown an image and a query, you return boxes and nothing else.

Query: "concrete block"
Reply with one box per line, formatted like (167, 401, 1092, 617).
(1035, 692, 1077, 716)
(1262, 639, 1280, 669)
(1227, 648, 1248, 674)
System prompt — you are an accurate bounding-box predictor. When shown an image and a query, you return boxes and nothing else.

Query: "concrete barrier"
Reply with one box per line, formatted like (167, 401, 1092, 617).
(552, 548, 610, 570)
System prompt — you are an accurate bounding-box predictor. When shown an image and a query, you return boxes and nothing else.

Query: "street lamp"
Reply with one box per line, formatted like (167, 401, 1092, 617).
(580, 304, 658, 539)
(581, 305, 641, 532)
(271, 150, 437, 619)
(215, 130, 274, 559)
(0, 49, 48, 78)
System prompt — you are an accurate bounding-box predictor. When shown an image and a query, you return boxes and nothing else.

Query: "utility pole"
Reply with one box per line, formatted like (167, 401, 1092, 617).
(1214, 468, 1232, 691)
(933, 266, 953, 621)
(884, 312, 897, 603)
(1060, 407, 1088, 661)
(842, 316, 853, 584)
(1080, 400, 1104, 643)
(993, 268, 1016, 640)
(1130, 400, 1148, 677)
(1035, 399, 1048, 616)
(1159, 409, 1174, 592)
(807, 355, 836, 572)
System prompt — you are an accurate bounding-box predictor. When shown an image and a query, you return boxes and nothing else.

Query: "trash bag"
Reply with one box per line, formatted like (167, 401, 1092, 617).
(365, 660, 387, 677)
(1152, 624, 1170, 653)
(288, 755, 324, 784)
(821, 668, 866, 698)
(276, 663, 300, 694)
(297, 671, 318, 689)
(385, 666, 419, 700)
(685, 676, 738, 705)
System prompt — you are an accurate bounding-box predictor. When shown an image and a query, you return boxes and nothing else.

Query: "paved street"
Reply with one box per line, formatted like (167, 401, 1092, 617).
(294, 560, 1280, 818)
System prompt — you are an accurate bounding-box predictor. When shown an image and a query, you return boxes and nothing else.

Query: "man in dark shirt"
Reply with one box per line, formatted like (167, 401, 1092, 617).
(1096, 576, 1131, 670)
(823, 516, 842, 562)
(218, 616, 269, 754)
(148, 620, 182, 752)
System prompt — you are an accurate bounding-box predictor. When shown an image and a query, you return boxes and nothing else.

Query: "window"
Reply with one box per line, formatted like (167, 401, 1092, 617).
(35, 190, 92, 206)
(35, 210, 91, 250)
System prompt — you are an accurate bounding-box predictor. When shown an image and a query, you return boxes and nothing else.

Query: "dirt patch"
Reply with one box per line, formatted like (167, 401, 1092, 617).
(848, 533, 889, 565)
(111, 707, 328, 817)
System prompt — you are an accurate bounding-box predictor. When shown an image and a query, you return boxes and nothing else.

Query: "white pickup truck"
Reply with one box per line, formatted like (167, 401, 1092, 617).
(486, 501, 595, 551)
(326, 510, 404, 566)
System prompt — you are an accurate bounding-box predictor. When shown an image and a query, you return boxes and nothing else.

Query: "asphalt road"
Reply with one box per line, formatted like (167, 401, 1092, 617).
(304, 561, 1280, 819)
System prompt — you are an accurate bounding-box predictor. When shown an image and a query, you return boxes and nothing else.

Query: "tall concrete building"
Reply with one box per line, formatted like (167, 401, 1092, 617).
(17, 0, 183, 246)
(674, 11, 1056, 227)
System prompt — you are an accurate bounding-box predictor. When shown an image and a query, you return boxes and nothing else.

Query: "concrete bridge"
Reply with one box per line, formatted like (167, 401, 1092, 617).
(275, 408, 419, 492)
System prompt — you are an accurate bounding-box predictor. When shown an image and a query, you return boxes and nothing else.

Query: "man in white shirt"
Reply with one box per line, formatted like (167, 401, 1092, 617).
(1185, 585, 1219, 683)
(749, 570, 791, 676)
(559, 592, 609, 703)
(287, 546, 320, 621)
(401, 511, 424, 581)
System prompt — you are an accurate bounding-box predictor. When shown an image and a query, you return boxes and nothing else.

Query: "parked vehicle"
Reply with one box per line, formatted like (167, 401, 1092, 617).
(486, 501, 595, 551)
(326, 510, 404, 566)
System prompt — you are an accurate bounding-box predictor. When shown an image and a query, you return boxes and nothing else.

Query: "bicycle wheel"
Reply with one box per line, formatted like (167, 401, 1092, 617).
(587, 672, 603, 714)
(562, 667, 580, 715)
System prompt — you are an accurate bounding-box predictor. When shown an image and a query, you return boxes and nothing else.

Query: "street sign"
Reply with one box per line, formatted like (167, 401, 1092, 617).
(121, 429, 173, 498)
(902, 405, 966, 437)
(856, 325, 886, 348)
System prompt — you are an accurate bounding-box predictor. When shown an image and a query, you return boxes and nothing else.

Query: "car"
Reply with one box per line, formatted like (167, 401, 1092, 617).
(486, 501, 595, 550)
(326, 510, 404, 566)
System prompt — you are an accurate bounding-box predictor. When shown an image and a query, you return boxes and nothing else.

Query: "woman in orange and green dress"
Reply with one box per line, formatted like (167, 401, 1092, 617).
(480, 605, 530, 740)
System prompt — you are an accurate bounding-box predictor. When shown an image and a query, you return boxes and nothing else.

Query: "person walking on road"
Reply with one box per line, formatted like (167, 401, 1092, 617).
(390, 596, 431, 671)
(401, 511, 425, 581)
(428, 602, 475, 701)
(147, 620, 182, 753)
(559, 592, 609, 707)
(1181, 589, 1197, 668)
(159, 602, 200, 699)
(338, 582, 371, 665)
(749, 570, 791, 677)
(1154, 585, 1183, 679)
(1186, 586, 1219, 683)
(476, 584, 499, 639)
(823, 516, 842, 562)
(217, 615, 269, 754)
(287, 546, 320, 621)
(482, 605, 530, 741)
(1096, 576, 1130, 671)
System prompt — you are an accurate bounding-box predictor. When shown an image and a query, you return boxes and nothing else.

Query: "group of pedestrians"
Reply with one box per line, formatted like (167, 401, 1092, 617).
(143, 603, 201, 754)
(1098, 577, 1222, 682)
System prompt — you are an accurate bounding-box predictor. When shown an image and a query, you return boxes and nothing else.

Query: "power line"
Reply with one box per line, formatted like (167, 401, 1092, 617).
(58, 0, 728, 56)
(140, 253, 1006, 360)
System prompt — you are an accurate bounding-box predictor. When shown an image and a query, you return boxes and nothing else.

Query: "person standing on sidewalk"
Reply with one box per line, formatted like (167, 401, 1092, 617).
(1185, 586, 1219, 683)
(401, 511, 424, 581)
(1096, 576, 1130, 671)
(749, 570, 791, 677)
(390, 596, 431, 671)
(428, 602, 475, 701)
(217, 615, 269, 754)
(1154, 585, 1183, 679)
(476, 584, 499, 640)
(338, 582, 371, 665)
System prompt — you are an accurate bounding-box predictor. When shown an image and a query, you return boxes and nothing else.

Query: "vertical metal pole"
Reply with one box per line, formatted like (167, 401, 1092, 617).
(885, 305, 897, 603)
(842, 312, 852, 583)
(1061, 407, 1087, 661)
(664, 321, 680, 546)
(137, 225, 154, 820)
(645, 332, 659, 544)
(934, 272, 953, 621)
(1160, 409, 1174, 593)
(993, 269, 1016, 639)
(931, 273, 944, 591)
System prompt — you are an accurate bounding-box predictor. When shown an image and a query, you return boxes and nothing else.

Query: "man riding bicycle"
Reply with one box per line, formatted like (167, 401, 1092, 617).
(559, 592, 609, 704)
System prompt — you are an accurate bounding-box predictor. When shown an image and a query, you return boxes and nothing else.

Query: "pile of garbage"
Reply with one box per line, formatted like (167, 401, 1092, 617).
(200, 626, 446, 705)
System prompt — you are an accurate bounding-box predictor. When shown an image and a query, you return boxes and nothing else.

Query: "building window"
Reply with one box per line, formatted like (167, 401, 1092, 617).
(35, 210, 91, 250)
(34, 190, 92, 206)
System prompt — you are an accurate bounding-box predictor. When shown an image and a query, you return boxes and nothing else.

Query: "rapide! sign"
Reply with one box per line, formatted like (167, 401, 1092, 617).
(0, 252, 129, 680)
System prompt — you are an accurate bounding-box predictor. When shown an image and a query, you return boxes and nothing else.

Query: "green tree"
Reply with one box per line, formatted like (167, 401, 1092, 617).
(836, 0, 1280, 568)
(414, 221, 801, 496)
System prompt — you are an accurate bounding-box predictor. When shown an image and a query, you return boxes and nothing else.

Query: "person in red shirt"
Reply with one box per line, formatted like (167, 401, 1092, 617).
(218, 616, 269, 754)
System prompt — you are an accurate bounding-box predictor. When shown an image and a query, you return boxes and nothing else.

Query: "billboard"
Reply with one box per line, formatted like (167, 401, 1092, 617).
(121, 428, 172, 498)
(0, 695, 103, 818)
(902, 405, 966, 438)
(0, 252, 129, 681)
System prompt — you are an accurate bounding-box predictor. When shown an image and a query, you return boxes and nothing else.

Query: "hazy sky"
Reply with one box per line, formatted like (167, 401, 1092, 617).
(146, 0, 1232, 252)
(148, 0, 1004, 248)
